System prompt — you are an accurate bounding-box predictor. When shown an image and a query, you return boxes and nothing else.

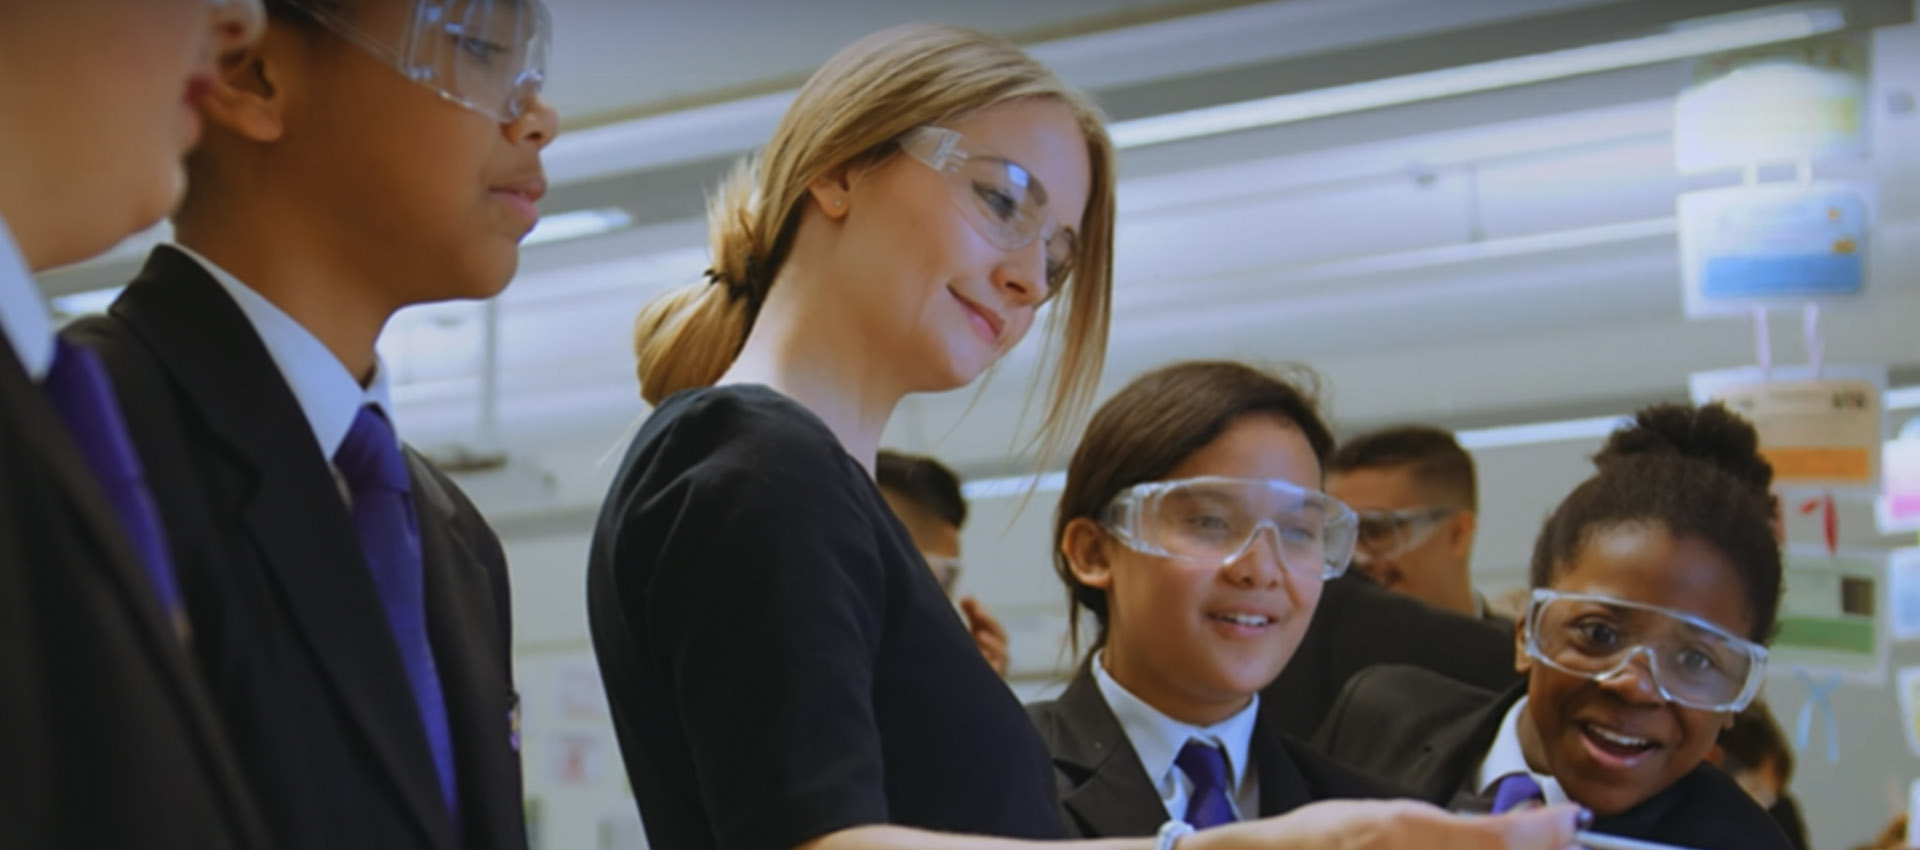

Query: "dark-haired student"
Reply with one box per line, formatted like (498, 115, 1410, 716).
(1029, 360, 1407, 839)
(876, 450, 1012, 675)
(61, 2, 558, 849)
(1315, 402, 1796, 850)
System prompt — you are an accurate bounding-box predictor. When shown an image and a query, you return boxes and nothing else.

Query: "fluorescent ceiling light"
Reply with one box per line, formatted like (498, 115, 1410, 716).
(524, 207, 635, 248)
(1887, 385, 1920, 412)
(1108, 7, 1848, 149)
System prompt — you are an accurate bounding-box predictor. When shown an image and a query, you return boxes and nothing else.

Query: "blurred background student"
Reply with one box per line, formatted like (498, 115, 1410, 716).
(877, 449, 1011, 676)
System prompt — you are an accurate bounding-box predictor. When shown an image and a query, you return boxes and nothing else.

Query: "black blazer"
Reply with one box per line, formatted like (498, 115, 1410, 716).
(1313, 664, 1795, 850)
(1259, 572, 1520, 738)
(63, 246, 528, 850)
(0, 328, 270, 849)
(1027, 664, 1402, 838)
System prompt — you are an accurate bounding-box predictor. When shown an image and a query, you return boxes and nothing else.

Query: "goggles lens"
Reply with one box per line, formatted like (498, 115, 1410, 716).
(284, 0, 552, 123)
(899, 126, 1077, 295)
(1352, 506, 1456, 561)
(1102, 476, 1358, 579)
(1524, 589, 1768, 712)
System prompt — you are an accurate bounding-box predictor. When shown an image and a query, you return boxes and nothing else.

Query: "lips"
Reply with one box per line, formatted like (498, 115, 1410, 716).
(490, 173, 548, 228)
(1575, 719, 1661, 769)
(950, 290, 1005, 343)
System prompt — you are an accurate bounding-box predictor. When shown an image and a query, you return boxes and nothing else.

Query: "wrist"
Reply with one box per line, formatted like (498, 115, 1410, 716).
(1156, 820, 1196, 850)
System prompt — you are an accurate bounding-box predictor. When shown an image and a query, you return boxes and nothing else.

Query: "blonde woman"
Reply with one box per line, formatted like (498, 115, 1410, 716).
(586, 23, 1586, 850)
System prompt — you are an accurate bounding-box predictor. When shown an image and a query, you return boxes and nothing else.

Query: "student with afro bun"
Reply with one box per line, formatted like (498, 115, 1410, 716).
(1315, 402, 1794, 850)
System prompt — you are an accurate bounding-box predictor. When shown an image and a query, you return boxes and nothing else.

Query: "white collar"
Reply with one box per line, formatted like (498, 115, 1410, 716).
(0, 215, 55, 381)
(170, 243, 393, 459)
(1092, 651, 1260, 800)
(1474, 696, 1569, 807)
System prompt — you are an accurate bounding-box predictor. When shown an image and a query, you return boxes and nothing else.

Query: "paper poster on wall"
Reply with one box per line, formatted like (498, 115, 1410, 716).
(1890, 549, 1920, 644)
(1678, 183, 1872, 317)
(1878, 439, 1920, 534)
(1690, 366, 1887, 493)
(1900, 668, 1920, 758)
(1770, 547, 1886, 684)
(1675, 35, 1868, 173)
(549, 732, 610, 786)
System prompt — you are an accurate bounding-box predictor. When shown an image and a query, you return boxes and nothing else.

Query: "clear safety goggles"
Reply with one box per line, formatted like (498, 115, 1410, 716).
(1352, 506, 1457, 564)
(1101, 476, 1359, 579)
(282, 0, 551, 123)
(897, 126, 1077, 294)
(1523, 589, 1768, 713)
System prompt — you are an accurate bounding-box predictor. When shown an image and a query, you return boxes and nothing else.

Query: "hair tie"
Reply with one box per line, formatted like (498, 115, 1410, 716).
(704, 258, 764, 309)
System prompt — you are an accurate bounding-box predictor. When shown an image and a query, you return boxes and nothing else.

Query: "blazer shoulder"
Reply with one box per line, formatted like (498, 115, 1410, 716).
(1315, 664, 1496, 751)
(1650, 765, 1797, 850)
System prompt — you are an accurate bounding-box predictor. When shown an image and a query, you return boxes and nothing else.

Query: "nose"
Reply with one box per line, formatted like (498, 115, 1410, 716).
(1222, 524, 1289, 590)
(1595, 646, 1666, 704)
(991, 238, 1050, 309)
(205, 0, 266, 54)
(506, 94, 561, 149)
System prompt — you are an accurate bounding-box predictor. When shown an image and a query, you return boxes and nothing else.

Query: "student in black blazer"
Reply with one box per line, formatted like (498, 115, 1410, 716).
(0, 4, 269, 848)
(1315, 403, 1796, 850)
(1033, 360, 1515, 840)
(60, 3, 558, 848)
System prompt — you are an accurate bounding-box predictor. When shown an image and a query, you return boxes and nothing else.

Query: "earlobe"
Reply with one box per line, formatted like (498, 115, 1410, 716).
(806, 170, 854, 221)
(1062, 518, 1115, 591)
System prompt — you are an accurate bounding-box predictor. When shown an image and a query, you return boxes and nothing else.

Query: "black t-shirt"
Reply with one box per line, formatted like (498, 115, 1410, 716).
(587, 385, 1065, 850)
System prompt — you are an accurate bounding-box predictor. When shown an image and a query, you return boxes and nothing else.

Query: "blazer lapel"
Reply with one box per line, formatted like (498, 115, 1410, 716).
(1047, 666, 1174, 838)
(1251, 721, 1316, 817)
(410, 453, 521, 849)
(111, 247, 456, 850)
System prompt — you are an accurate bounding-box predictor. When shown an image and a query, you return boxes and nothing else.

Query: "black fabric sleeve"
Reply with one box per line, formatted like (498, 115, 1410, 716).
(614, 395, 894, 850)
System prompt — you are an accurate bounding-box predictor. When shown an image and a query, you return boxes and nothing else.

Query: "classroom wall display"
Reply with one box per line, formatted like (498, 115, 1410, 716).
(1675, 35, 1869, 174)
(1691, 365, 1888, 494)
(1677, 182, 1873, 317)
(1878, 439, 1920, 534)
(1890, 548, 1920, 644)
(1773, 546, 1888, 685)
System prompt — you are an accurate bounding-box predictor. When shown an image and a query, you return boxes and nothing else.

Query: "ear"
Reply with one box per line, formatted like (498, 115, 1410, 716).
(1449, 509, 1478, 559)
(196, 32, 296, 145)
(1061, 517, 1116, 593)
(1705, 743, 1726, 767)
(1511, 614, 1531, 675)
(806, 167, 854, 221)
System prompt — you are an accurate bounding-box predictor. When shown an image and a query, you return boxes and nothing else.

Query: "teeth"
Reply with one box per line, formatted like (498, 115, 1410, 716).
(1212, 613, 1273, 627)
(1586, 724, 1651, 749)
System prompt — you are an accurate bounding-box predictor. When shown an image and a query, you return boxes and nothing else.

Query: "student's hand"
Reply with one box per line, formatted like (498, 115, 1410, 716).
(959, 596, 1009, 677)
(1183, 799, 1585, 850)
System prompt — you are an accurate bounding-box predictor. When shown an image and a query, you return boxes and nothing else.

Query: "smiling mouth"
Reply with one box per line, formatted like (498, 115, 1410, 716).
(1578, 721, 1659, 759)
(951, 291, 1004, 341)
(1207, 612, 1274, 628)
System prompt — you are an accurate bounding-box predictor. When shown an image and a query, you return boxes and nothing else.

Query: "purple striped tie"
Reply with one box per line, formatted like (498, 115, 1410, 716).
(1175, 740, 1237, 829)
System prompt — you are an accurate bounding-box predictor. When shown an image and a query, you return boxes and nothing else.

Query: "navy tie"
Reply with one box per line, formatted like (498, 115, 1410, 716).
(1490, 772, 1546, 813)
(335, 404, 458, 819)
(1175, 739, 1237, 829)
(42, 338, 186, 638)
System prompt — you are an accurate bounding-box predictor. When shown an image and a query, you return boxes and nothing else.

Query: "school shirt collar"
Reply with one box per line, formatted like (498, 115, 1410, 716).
(169, 243, 393, 460)
(1092, 650, 1260, 820)
(1473, 695, 1569, 806)
(0, 215, 56, 381)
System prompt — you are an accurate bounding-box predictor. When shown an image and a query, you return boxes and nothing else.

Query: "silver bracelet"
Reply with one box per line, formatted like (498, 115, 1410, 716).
(1156, 820, 1196, 850)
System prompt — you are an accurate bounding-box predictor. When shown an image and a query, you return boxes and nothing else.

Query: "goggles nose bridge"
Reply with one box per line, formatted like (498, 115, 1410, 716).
(1591, 644, 1670, 700)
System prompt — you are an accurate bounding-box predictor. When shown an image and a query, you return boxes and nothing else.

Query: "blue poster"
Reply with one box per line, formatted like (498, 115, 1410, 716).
(1679, 183, 1872, 317)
